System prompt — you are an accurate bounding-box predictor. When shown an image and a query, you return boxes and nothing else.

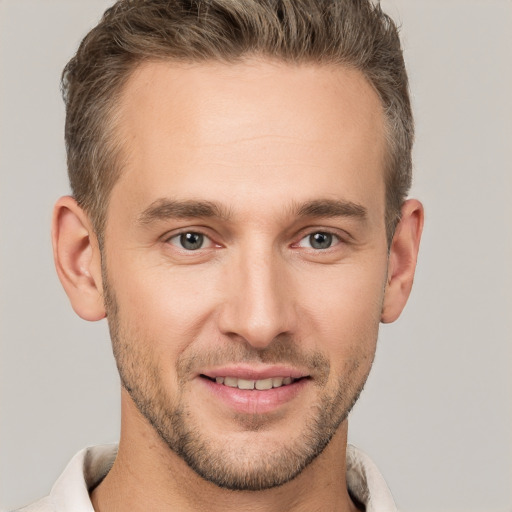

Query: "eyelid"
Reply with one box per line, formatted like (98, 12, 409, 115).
(161, 225, 350, 250)
(292, 227, 349, 248)
(296, 232, 340, 249)
(163, 228, 220, 249)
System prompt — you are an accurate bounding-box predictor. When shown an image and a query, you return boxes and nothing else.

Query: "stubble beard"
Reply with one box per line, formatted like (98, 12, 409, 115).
(103, 275, 375, 491)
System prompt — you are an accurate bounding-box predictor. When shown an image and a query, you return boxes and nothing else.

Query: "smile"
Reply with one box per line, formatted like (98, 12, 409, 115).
(198, 370, 310, 414)
(202, 375, 297, 390)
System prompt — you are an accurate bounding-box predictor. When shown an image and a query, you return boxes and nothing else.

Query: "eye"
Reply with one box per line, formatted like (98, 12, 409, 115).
(168, 232, 211, 251)
(297, 232, 340, 250)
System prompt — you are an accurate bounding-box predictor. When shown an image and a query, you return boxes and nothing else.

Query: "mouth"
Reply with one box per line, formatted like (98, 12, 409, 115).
(197, 367, 310, 414)
(200, 375, 304, 390)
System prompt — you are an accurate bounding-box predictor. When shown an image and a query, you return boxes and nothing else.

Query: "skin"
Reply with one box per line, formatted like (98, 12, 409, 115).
(53, 59, 423, 512)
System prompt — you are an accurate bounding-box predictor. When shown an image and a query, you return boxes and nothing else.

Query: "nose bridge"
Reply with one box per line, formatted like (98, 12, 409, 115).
(219, 239, 294, 348)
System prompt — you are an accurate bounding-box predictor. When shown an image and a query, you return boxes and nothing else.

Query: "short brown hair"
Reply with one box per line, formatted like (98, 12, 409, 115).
(62, 0, 413, 244)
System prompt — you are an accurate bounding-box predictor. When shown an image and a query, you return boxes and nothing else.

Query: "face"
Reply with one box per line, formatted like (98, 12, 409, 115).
(102, 59, 389, 490)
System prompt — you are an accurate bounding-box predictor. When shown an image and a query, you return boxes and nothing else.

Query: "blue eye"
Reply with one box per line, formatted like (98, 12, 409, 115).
(298, 232, 339, 250)
(169, 232, 207, 250)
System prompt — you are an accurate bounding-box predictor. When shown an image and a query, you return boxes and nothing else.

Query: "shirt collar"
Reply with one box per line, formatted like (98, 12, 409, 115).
(346, 444, 398, 511)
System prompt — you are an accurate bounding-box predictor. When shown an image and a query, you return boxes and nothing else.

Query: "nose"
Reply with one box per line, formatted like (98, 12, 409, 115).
(217, 247, 296, 349)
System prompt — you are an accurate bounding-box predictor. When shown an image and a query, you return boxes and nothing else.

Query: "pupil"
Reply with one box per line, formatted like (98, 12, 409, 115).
(180, 232, 203, 250)
(310, 232, 332, 249)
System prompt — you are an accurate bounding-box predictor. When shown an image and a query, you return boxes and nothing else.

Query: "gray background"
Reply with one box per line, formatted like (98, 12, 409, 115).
(1, 0, 511, 510)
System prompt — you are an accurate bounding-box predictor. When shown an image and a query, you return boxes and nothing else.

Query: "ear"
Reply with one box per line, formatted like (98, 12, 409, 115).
(381, 199, 424, 323)
(52, 196, 106, 321)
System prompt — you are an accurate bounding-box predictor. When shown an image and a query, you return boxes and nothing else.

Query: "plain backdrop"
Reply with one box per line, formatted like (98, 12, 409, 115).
(1, 1, 511, 510)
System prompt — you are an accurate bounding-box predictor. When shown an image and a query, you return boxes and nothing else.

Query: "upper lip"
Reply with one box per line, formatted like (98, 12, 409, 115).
(199, 365, 309, 381)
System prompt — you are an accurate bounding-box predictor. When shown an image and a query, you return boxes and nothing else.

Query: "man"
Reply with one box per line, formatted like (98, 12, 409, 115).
(19, 0, 423, 510)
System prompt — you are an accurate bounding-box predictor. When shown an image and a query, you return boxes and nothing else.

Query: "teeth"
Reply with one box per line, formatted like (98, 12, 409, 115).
(213, 376, 296, 390)
(224, 377, 238, 388)
(237, 378, 255, 390)
(272, 377, 283, 387)
(255, 378, 273, 390)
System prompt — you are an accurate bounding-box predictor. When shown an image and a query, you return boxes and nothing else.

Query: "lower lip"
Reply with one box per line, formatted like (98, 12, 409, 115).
(199, 377, 309, 415)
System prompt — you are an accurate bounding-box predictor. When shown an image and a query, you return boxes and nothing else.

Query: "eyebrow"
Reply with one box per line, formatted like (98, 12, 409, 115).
(295, 199, 367, 220)
(138, 199, 232, 225)
(137, 197, 367, 225)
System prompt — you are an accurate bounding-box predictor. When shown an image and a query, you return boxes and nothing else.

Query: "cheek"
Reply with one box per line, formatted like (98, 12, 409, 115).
(297, 262, 386, 361)
(110, 259, 221, 356)
(108, 242, 387, 367)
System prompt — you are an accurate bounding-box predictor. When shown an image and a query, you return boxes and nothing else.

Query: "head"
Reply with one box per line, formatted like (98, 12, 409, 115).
(53, 0, 423, 494)
(62, 0, 413, 247)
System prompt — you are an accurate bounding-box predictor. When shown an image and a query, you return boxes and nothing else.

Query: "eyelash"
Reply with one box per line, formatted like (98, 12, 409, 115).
(295, 231, 342, 250)
(166, 230, 218, 251)
(165, 228, 345, 252)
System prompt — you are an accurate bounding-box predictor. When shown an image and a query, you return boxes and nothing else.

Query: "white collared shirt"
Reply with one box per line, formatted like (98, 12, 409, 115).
(16, 444, 397, 511)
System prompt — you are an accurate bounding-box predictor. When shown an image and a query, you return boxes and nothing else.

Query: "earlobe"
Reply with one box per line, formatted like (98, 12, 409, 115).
(381, 199, 424, 324)
(52, 196, 106, 321)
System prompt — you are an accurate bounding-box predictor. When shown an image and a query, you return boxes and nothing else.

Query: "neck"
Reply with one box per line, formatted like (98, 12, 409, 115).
(91, 394, 359, 512)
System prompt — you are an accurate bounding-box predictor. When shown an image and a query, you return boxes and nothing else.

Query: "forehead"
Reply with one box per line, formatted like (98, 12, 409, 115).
(111, 58, 387, 223)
